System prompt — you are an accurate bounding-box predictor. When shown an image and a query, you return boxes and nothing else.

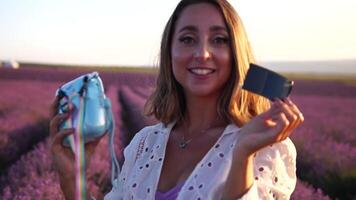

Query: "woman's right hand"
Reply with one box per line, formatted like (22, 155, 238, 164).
(49, 96, 102, 199)
(49, 96, 75, 180)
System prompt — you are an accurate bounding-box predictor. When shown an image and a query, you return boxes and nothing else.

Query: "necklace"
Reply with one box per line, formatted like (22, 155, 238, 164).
(179, 134, 193, 149)
(178, 123, 221, 149)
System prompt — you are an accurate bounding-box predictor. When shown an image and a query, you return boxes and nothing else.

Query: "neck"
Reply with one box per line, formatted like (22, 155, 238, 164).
(180, 94, 227, 136)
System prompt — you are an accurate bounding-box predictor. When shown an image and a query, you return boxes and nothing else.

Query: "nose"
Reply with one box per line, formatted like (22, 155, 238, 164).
(194, 40, 211, 61)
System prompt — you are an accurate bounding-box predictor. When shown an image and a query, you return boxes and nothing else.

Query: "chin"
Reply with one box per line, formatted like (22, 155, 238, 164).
(185, 87, 221, 98)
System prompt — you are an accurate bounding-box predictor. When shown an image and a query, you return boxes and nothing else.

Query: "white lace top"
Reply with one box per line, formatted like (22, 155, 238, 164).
(104, 122, 297, 200)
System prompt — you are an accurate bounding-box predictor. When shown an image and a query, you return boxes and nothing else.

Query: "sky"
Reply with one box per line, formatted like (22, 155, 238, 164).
(0, 0, 355, 67)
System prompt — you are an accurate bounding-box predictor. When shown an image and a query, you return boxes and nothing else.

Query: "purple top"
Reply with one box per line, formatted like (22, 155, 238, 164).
(155, 182, 185, 200)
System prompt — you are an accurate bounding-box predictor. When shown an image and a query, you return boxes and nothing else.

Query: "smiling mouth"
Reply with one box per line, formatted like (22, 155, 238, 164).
(189, 68, 215, 75)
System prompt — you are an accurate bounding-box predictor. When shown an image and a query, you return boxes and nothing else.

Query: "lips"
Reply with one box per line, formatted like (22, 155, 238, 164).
(188, 68, 215, 76)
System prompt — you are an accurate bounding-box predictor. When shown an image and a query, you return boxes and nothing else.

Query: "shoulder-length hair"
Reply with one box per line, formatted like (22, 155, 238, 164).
(144, 0, 270, 127)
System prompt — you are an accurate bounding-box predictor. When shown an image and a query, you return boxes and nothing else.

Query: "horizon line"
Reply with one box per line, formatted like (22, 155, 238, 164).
(1, 58, 356, 68)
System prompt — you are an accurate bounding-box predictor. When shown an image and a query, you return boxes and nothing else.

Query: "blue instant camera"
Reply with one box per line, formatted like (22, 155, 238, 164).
(56, 72, 113, 147)
(55, 71, 120, 184)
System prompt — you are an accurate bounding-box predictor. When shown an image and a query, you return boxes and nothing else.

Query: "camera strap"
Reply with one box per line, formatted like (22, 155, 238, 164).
(104, 98, 121, 185)
(71, 83, 120, 200)
(74, 95, 88, 200)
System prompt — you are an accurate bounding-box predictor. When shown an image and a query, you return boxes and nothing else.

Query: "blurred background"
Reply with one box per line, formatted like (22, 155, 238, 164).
(0, 0, 355, 199)
(1, 0, 356, 73)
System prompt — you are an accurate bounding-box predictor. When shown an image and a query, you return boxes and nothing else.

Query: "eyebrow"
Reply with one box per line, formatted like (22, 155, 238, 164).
(178, 25, 228, 33)
(178, 25, 197, 33)
(210, 25, 228, 32)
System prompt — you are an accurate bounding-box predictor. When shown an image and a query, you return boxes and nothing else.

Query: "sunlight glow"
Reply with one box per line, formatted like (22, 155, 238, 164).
(0, 0, 355, 66)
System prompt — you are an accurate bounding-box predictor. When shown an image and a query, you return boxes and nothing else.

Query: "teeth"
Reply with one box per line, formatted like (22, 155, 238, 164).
(190, 68, 214, 75)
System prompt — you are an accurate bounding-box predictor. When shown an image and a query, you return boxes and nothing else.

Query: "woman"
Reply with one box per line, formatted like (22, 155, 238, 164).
(50, 0, 304, 199)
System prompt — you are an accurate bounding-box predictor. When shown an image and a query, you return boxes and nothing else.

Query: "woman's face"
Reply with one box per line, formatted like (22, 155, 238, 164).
(171, 3, 232, 99)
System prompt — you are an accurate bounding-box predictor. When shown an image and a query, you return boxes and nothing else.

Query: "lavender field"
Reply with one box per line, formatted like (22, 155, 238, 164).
(0, 66, 355, 200)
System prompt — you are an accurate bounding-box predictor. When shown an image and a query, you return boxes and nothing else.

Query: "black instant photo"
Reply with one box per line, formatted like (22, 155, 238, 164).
(242, 63, 294, 100)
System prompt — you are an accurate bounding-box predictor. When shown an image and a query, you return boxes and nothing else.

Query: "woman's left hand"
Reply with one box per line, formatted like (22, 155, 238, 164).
(223, 98, 303, 199)
(236, 98, 304, 157)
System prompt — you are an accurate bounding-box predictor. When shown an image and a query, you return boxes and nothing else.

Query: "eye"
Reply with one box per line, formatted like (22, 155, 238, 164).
(212, 36, 229, 45)
(179, 36, 195, 45)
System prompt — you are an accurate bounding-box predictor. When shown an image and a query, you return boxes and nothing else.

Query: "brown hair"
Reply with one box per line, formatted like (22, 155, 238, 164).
(144, 0, 270, 127)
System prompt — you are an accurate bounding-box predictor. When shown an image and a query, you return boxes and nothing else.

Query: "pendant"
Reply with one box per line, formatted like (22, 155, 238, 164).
(179, 141, 187, 149)
(179, 141, 188, 149)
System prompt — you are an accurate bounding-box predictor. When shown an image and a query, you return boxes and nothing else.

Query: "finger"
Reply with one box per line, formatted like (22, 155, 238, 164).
(51, 128, 75, 151)
(279, 99, 299, 139)
(86, 138, 101, 150)
(285, 98, 304, 123)
(85, 133, 106, 154)
(268, 112, 290, 142)
(264, 118, 277, 127)
(273, 99, 299, 139)
(49, 113, 69, 137)
(264, 100, 288, 127)
(50, 95, 60, 117)
(271, 99, 288, 114)
(284, 98, 304, 136)
(51, 128, 75, 150)
(264, 99, 289, 123)
(261, 101, 282, 120)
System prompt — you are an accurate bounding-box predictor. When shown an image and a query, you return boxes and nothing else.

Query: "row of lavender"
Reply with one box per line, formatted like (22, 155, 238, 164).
(1, 67, 355, 199)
